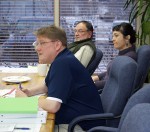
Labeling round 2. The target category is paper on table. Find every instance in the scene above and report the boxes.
[0,124,41,132]
[0,89,16,98]
[0,97,38,114]
[0,89,47,98]
[14,124,41,132]
[0,117,46,124]
[0,111,47,118]
[0,124,15,131]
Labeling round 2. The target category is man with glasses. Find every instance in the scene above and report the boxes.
[16,25,104,131]
[68,21,96,68]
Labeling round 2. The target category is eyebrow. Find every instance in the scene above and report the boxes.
[74,28,86,30]
[113,32,120,35]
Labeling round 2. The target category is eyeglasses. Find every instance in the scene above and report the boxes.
[73,29,88,34]
[33,40,56,47]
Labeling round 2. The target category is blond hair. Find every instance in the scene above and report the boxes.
[34,25,67,46]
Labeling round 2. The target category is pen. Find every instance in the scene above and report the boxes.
[19,82,23,90]
[15,127,30,130]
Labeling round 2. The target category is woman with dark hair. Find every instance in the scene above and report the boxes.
[68,20,96,67]
[92,22,137,90]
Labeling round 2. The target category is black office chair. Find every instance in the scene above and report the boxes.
[87,84,150,132]
[132,45,150,94]
[87,48,103,75]
[68,56,137,131]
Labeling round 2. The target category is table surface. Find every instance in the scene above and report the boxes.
[0,72,55,132]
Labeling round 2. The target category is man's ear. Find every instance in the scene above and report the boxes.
[55,40,62,51]
[88,31,93,38]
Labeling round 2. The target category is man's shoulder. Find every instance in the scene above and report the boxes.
[79,45,93,50]
[54,52,77,65]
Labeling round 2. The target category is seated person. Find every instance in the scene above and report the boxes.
[92,22,137,90]
[68,20,96,67]
[16,25,105,131]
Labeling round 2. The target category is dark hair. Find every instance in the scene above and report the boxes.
[113,22,136,44]
[76,21,93,32]
[34,25,67,46]
[76,20,94,38]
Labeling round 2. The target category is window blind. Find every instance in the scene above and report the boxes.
[60,0,132,73]
[0,0,132,72]
[0,0,54,67]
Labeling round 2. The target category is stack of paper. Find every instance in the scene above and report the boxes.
[0,97,47,124]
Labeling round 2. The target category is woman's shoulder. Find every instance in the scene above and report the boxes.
[126,51,137,61]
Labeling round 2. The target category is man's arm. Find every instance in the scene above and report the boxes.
[16,83,61,113]
[74,45,94,67]
[15,83,48,97]
[29,83,48,96]
[38,98,61,113]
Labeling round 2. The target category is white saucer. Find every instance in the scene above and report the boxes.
[2,76,31,83]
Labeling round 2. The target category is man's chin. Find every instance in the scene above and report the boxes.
[75,39,81,42]
[39,59,45,64]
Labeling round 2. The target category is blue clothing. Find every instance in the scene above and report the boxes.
[45,48,104,130]
[95,45,137,90]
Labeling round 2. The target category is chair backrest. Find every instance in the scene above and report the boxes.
[119,84,150,130]
[86,48,103,75]
[133,45,150,92]
[120,103,150,132]
[86,82,150,132]
[101,56,137,116]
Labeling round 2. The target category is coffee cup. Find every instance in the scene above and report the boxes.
[37,64,48,76]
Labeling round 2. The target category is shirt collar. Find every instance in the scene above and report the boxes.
[74,38,92,44]
[118,45,135,55]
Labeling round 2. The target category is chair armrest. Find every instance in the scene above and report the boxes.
[87,126,118,132]
[68,113,114,132]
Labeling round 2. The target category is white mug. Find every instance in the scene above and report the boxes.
[37,64,48,76]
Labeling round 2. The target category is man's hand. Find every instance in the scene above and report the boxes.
[15,88,28,97]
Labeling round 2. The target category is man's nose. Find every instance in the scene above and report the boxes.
[35,45,40,52]
[75,31,79,35]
